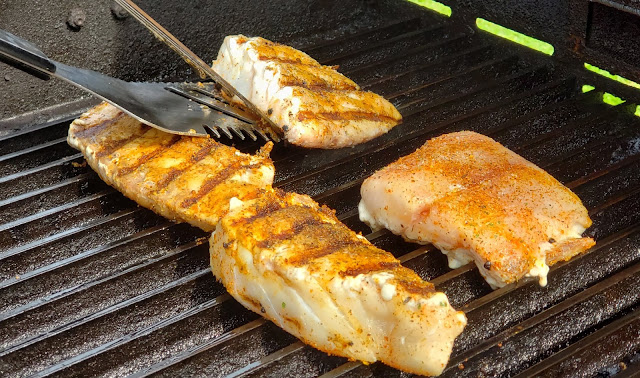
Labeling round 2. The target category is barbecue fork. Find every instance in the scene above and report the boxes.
[0,29,278,141]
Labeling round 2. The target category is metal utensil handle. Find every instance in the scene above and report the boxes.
[0,29,56,80]
[113,0,282,140]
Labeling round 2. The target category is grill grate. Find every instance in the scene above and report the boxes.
[1,12,640,377]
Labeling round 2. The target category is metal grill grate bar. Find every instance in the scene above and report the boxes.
[513,307,640,377]
[143,120,640,376]
[0,11,639,377]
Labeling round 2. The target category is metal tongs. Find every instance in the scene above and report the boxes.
[0,4,281,141]
[114,0,282,141]
[0,29,258,138]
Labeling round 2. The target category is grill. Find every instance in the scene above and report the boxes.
[1,1,640,376]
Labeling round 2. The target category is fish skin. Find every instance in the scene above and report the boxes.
[67,102,275,232]
[211,189,467,376]
[359,131,595,288]
[211,35,402,149]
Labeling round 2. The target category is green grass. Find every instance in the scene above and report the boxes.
[407,0,451,17]
[476,18,554,56]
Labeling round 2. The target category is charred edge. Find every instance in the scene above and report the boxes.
[287,239,366,266]
[179,160,264,209]
[396,276,436,296]
[296,110,399,123]
[340,260,400,278]
[257,141,274,158]
[179,161,243,208]
[192,140,221,161]
[155,142,221,190]
[318,204,339,219]
[257,55,318,67]
[116,135,182,177]
[280,80,357,92]
[240,199,286,225]
[255,215,325,249]
[73,111,126,138]
[95,124,152,158]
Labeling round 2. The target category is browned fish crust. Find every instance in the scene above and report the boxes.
[219,189,436,297]
[68,102,275,232]
[212,35,403,148]
[360,131,595,287]
[211,188,467,376]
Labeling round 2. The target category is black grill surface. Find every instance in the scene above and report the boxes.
[1,10,640,378]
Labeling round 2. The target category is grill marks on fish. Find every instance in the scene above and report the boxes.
[95,124,152,159]
[74,111,125,137]
[255,215,323,249]
[340,260,401,278]
[211,189,467,376]
[276,62,359,92]
[67,103,275,232]
[179,159,269,209]
[141,138,223,192]
[296,110,400,123]
[211,35,402,148]
[286,237,366,267]
[258,56,317,66]
[116,135,182,177]
[227,194,407,278]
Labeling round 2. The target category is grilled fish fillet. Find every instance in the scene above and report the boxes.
[211,189,467,376]
[359,131,595,289]
[67,102,275,232]
[211,35,402,149]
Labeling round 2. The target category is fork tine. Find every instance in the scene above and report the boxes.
[202,108,247,129]
[165,83,278,142]
[166,84,256,124]
[219,126,234,139]
[205,125,222,139]
[230,127,246,140]
[243,127,258,141]
[256,129,270,142]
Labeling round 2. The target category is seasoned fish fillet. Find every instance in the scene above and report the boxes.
[211,35,402,149]
[67,102,275,232]
[211,189,467,376]
[359,131,595,289]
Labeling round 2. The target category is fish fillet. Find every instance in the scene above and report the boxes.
[211,189,467,376]
[211,35,402,149]
[359,131,595,289]
[67,102,275,232]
